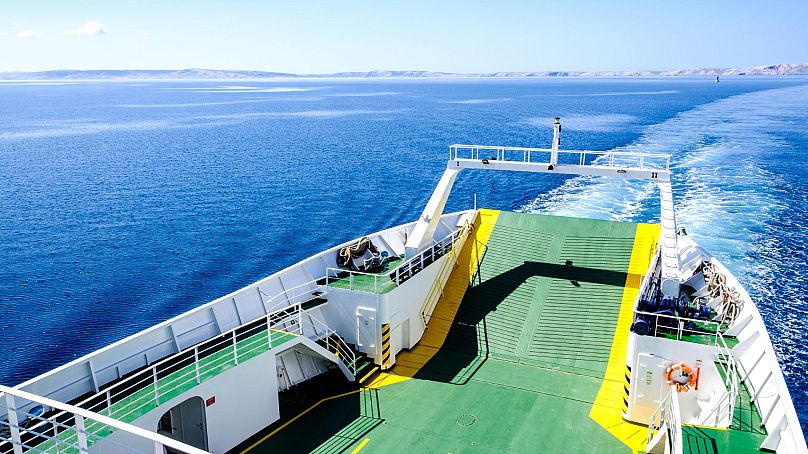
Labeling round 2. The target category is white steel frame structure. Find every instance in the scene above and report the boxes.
[404,118,681,296]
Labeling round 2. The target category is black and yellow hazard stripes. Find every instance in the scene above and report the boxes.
[381,323,391,368]
[623,364,631,414]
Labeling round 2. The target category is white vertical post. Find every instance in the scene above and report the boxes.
[753,371,773,403]
[194,347,201,384]
[74,414,89,453]
[761,394,781,426]
[267,316,273,349]
[232,331,239,366]
[154,440,164,454]
[4,393,23,454]
[152,368,160,406]
[550,116,561,168]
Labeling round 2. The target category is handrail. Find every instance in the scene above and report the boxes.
[0,385,208,454]
[450,144,671,171]
[265,282,328,313]
[9,303,351,453]
[263,279,327,312]
[306,312,358,376]
[325,223,469,294]
[393,225,467,279]
[646,387,683,454]
[324,267,387,294]
[421,220,472,325]
[703,330,738,427]
[633,309,724,343]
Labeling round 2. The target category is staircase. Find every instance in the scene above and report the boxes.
[647,387,683,454]
[348,347,379,384]
[695,337,738,428]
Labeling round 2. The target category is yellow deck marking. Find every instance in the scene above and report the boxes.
[367,209,501,389]
[350,438,370,453]
[240,389,362,453]
[589,223,660,453]
[359,366,380,384]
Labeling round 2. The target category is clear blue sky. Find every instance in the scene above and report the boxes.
[1,0,807,72]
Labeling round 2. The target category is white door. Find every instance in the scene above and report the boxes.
[631,353,669,422]
[356,306,377,353]
[157,397,208,453]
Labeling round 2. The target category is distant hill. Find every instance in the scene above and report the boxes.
[1,64,807,80]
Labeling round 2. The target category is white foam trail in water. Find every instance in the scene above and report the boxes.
[522,85,808,267]
[520,84,808,402]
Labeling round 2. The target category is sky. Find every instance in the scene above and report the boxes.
[1,0,807,73]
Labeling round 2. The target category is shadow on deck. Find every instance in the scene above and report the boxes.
[412,260,629,384]
[230,370,381,454]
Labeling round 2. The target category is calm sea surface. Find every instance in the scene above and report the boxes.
[1,78,807,435]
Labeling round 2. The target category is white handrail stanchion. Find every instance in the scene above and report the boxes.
[4,393,23,454]
[74,414,89,453]
[194,347,201,384]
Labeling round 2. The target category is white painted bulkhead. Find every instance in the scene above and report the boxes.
[12,211,472,406]
[679,236,806,453]
[625,234,807,453]
[99,350,280,454]
[625,334,729,426]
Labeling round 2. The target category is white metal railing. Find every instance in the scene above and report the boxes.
[450,144,671,171]
[324,267,394,294]
[646,387,683,454]
[3,303,351,453]
[0,385,208,454]
[700,330,739,427]
[305,311,358,375]
[326,224,469,294]
[263,281,328,314]
[421,220,473,325]
[633,310,724,344]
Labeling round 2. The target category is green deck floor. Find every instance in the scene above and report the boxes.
[247,211,769,454]
[251,212,645,453]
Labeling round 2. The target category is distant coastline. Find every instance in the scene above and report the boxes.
[1,63,807,80]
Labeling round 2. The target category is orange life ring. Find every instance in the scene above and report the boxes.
[664,362,696,392]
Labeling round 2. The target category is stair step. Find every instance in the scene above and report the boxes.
[359,365,380,384]
[354,358,373,375]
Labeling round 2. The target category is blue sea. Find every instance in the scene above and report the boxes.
[1,78,807,435]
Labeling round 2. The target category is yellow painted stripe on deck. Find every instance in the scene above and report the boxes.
[367,209,501,388]
[589,223,660,453]
[359,366,380,384]
[351,438,370,453]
